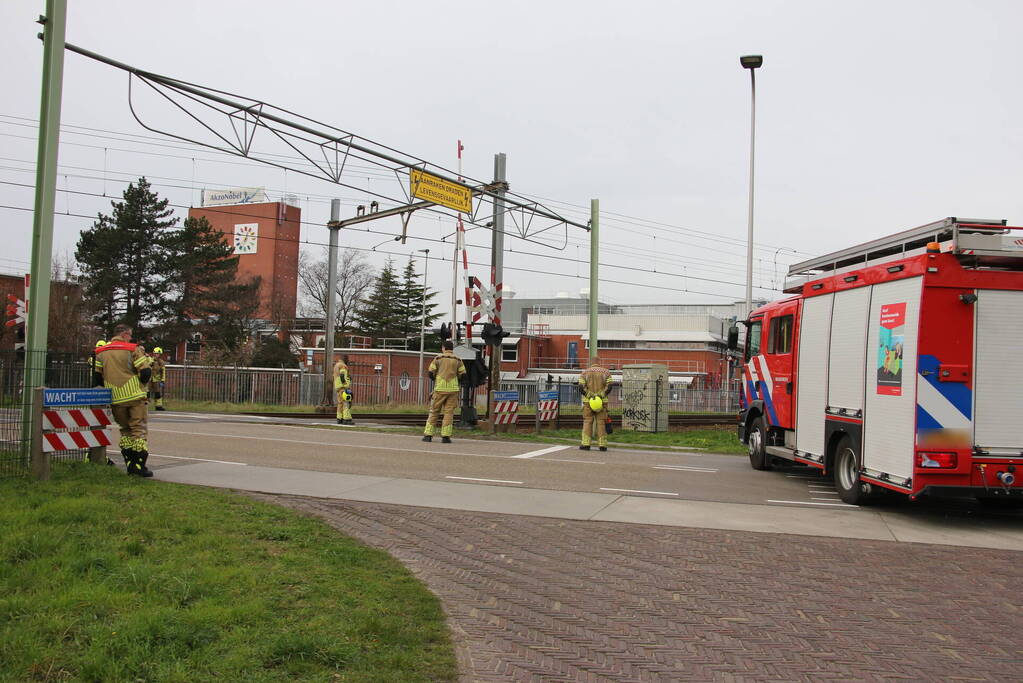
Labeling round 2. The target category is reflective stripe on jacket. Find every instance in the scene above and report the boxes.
[429,352,465,393]
[332,361,351,390]
[96,341,151,405]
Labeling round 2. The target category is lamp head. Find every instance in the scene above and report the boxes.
[740,55,763,69]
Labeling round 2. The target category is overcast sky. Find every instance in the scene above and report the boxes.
[4,0,1022,309]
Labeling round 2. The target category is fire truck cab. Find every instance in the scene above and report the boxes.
[735,218,1023,505]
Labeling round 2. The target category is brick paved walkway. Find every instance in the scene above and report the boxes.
[257,494,1023,682]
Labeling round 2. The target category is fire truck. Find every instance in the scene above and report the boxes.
[734,217,1023,505]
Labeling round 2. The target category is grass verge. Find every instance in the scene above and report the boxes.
[0,463,456,682]
[317,423,747,455]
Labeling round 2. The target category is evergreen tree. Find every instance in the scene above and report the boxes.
[160,215,261,351]
[74,178,176,336]
[355,259,404,341]
[396,257,444,350]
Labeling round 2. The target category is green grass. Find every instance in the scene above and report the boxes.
[321,423,747,455]
[0,464,456,683]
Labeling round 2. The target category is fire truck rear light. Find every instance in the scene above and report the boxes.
[843,275,858,283]
[917,451,957,468]
[887,265,904,273]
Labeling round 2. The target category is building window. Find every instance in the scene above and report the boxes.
[502,346,518,362]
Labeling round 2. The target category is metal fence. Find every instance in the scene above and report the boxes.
[162,364,738,413]
[0,351,92,478]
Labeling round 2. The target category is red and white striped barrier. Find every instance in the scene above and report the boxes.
[41,407,114,453]
[43,428,113,453]
[492,402,519,425]
[43,408,112,431]
[537,399,559,422]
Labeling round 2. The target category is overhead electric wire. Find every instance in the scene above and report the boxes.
[0,201,761,301]
[0,113,809,257]
[0,164,788,285]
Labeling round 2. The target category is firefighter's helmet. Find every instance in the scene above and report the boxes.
[95,340,107,348]
[342,389,353,402]
[153,347,163,354]
[588,395,604,412]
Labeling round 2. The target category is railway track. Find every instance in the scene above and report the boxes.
[242,411,735,429]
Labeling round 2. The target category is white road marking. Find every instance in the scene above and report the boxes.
[445,476,523,485]
[811,496,844,501]
[767,499,858,508]
[150,428,532,460]
[653,465,719,473]
[512,445,569,459]
[600,487,679,496]
[149,453,247,465]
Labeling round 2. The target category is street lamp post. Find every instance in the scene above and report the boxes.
[416,248,430,403]
[740,54,763,317]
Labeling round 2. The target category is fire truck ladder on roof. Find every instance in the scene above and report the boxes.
[784,217,1022,292]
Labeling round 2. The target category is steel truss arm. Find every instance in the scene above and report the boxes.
[63,42,589,238]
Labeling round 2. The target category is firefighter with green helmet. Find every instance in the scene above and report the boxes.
[578,363,612,451]
[422,340,466,443]
[95,323,154,477]
[150,346,167,411]
[333,355,353,425]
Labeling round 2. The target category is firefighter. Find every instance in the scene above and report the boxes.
[89,340,106,387]
[423,340,466,443]
[149,347,167,411]
[333,355,354,425]
[578,363,612,451]
[95,323,154,477]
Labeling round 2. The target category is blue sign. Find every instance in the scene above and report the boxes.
[43,388,112,407]
[538,390,559,402]
[493,391,520,402]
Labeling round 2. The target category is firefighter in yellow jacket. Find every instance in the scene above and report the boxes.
[149,347,167,411]
[422,340,466,443]
[95,323,154,477]
[333,355,354,425]
[578,363,612,451]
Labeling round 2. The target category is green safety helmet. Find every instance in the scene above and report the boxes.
[153,347,163,354]
[95,340,107,348]
[342,389,353,402]
[588,395,604,412]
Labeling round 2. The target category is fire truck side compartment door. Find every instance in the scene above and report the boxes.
[795,294,833,457]
[828,287,872,413]
[974,289,1023,450]
[863,277,922,481]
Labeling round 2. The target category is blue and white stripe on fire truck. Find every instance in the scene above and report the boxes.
[744,355,779,425]
[916,354,972,432]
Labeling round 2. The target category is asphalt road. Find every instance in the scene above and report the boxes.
[148,412,1022,520]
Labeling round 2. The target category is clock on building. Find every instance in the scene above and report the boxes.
[233,223,258,254]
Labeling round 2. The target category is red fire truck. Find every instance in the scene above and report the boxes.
[734,217,1023,505]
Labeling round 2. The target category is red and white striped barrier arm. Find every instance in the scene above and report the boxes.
[43,408,112,430]
[43,428,113,453]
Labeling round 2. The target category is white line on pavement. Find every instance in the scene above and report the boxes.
[811,496,844,501]
[150,428,524,460]
[445,476,524,485]
[149,453,247,466]
[767,499,858,508]
[653,465,719,473]
[512,445,569,459]
[600,487,679,496]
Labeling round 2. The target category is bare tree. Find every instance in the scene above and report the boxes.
[297,249,375,342]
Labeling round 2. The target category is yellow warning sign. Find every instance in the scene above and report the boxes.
[409,168,473,214]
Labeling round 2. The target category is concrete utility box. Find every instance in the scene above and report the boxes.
[621,364,668,432]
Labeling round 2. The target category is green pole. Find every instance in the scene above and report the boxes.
[23,0,67,449]
[589,199,599,366]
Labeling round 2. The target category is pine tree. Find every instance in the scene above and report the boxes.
[160,215,261,352]
[355,259,404,342]
[75,178,176,336]
[396,257,444,350]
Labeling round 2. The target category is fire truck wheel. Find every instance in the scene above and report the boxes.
[747,415,771,471]
[834,436,868,505]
